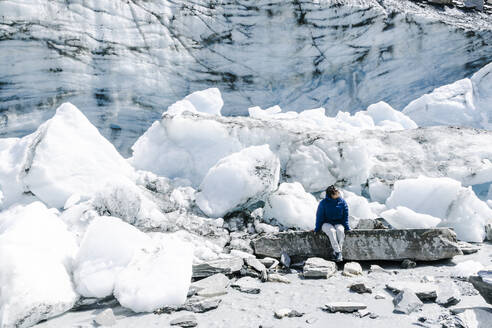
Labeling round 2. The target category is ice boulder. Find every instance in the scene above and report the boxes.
[167,88,223,116]
[114,235,193,312]
[0,202,78,328]
[73,216,151,298]
[264,182,318,230]
[381,206,441,229]
[285,144,337,193]
[130,114,242,186]
[22,103,135,208]
[196,145,280,218]
[343,190,380,221]
[365,101,417,130]
[386,176,492,242]
[403,62,492,129]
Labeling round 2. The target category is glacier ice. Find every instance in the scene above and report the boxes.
[380,206,441,229]
[386,176,492,242]
[196,145,280,218]
[403,62,492,129]
[73,216,152,298]
[1,1,492,154]
[0,202,78,328]
[16,103,135,209]
[131,101,492,194]
[263,182,318,230]
[114,235,193,312]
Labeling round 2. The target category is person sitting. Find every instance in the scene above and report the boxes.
[313,185,350,262]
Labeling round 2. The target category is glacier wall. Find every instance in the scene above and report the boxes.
[1,0,492,154]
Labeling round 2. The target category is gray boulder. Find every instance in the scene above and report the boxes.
[170,315,198,328]
[469,272,492,305]
[231,277,261,294]
[191,273,229,292]
[274,308,304,319]
[485,223,492,241]
[155,297,222,314]
[183,297,222,313]
[252,229,462,262]
[400,259,416,269]
[349,283,372,294]
[386,282,437,302]
[324,302,367,313]
[436,282,461,307]
[303,258,337,279]
[267,273,291,284]
[343,262,363,277]
[393,289,423,314]
[457,241,481,255]
[192,257,243,278]
[244,257,267,273]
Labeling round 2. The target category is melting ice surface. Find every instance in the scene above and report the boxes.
[1,62,492,327]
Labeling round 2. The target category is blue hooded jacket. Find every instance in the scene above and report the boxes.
[314,197,350,232]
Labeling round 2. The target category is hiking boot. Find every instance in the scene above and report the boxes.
[335,252,343,263]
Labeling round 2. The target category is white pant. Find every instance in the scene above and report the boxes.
[322,223,345,253]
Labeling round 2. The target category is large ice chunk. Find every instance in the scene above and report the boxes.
[0,202,78,328]
[196,145,280,218]
[365,101,418,130]
[22,103,135,208]
[381,206,441,229]
[167,88,223,116]
[264,182,318,230]
[131,103,492,194]
[403,62,492,129]
[0,136,37,209]
[130,115,242,186]
[386,176,492,242]
[73,216,151,298]
[114,235,193,312]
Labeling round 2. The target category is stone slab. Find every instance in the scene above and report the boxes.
[252,229,462,262]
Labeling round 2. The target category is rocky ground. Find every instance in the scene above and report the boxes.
[36,242,492,328]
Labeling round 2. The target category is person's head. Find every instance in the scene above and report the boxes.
[326,185,340,199]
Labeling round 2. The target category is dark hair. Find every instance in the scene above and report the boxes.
[326,185,338,196]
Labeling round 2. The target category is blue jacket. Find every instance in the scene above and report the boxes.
[314,197,350,232]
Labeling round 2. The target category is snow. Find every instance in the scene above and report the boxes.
[380,206,441,229]
[22,103,136,209]
[114,236,193,312]
[0,202,78,328]
[73,216,151,298]
[196,145,280,218]
[403,62,492,130]
[386,176,492,242]
[263,182,318,230]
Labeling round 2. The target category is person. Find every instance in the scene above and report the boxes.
[314,185,350,262]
